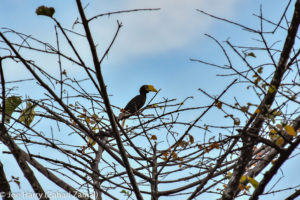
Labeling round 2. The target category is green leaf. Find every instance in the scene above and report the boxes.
[4,96,22,123]
[36,6,55,17]
[19,102,37,127]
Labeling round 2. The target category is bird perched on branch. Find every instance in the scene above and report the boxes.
[118,85,158,127]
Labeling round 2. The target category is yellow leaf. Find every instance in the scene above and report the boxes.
[276,137,284,146]
[18,102,37,127]
[87,136,96,147]
[270,129,277,134]
[255,109,260,114]
[78,114,85,118]
[226,172,232,179]
[240,175,247,183]
[272,111,282,116]
[284,125,296,136]
[85,117,91,124]
[4,96,22,123]
[247,176,259,189]
[268,85,276,93]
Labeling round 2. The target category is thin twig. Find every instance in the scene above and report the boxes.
[88,8,160,22]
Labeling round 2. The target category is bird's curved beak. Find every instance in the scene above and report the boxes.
[147,85,158,93]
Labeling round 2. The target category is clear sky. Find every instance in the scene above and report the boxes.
[0,0,298,199]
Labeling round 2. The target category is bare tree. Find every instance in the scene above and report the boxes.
[0,0,299,200]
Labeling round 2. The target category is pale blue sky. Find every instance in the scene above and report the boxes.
[0,0,291,107]
[0,0,299,199]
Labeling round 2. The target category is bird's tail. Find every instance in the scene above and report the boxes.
[118,112,126,128]
[117,112,125,121]
[121,119,126,128]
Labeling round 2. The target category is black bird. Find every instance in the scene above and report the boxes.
[119,85,158,126]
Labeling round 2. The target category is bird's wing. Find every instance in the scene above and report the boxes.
[124,95,146,113]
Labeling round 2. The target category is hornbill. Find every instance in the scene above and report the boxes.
[118,85,158,127]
